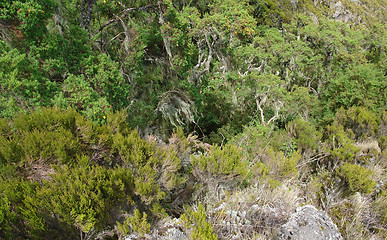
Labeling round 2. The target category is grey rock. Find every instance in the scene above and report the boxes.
[291,0,298,9]
[124,218,187,240]
[159,228,187,240]
[240,211,247,218]
[124,233,151,240]
[278,205,343,240]
[124,227,186,240]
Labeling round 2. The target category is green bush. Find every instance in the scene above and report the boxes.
[326,124,360,163]
[323,63,386,113]
[0,194,12,239]
[181,204,218,240]
[55,74,111,123]
[191,144,248,183]
[0,42,57,118]
[1,108,80,166]
[337,162,376,194]
[82,53,131,110]
[0,135,23,166]
[0,171,44,239]
[263,147,300,180]
[230,123,272,159]
[287,118,322,153]
[0,108,189,238]
[117,209,151,237]
[113,130,185,205]
[334,107,379,140]
[39,164,134,233]
[0,0,57,41]
[12,107,77,132]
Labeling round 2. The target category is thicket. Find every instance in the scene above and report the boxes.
[0,0,386,239]
[0,108,186,239]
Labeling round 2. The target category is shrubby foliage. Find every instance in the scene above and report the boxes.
[0,109,185,239]
[0,0,386,239]
[117,209,151,236]
[39,164,134,233]
[337,162,376,194]
[181,204,218,240]
[191,144,247,183]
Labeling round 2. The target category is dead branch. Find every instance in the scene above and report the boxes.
[95,5,156,34]
[267,100,283,125]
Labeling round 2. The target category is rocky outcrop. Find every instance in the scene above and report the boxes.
[278,205,342,240]
[158,228,187,240]
[124,218,187,240]
[124,228,186,240]
[331,1,359,23]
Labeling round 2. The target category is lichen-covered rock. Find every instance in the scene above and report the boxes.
[124,218,187,240]
[158,228,187,240]
[332,1,354,23]
[278,205,343,240]
[124,228,187,240]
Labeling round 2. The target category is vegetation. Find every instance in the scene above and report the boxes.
[0,0,386,239]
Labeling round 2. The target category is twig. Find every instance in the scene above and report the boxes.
[95,5,156,34]
[296,153,329,168]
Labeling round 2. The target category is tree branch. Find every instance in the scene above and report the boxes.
[191,33,215,85]
[95,5,156,34]
[158,4,173,65]
[116,16,131,54]
[267,100,283,125]
[255,94,267,126]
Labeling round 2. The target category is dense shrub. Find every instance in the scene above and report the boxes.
[325,123,360,164]
[0,0,57,41]
[0,0,386,238]
[0,108,186,238]
[39,164,134,233]
[0,108,80,167]
[117,209,151,237]
[263,147,300,180]
[334,107,379,140]
[191,144,248,184]
[113,130,185,205]
[287,118,322,153]
[181,204,218,240]
[337,162,376,194]
[0,171,44,239]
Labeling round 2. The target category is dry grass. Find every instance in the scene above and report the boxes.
[329,192,386,240]
[354,139,381,154]
[0,23,11,43]
[369,161,386,184]
[208,180,301,239]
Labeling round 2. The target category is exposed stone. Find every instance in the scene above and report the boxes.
[278,205,343,240]
[158,228,187,240]
[309,12,319,25]
[291,0,299,9]
[124,233,151,240]
[124,218,187,240]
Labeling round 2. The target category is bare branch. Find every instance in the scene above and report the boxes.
[158,5,173,64]
[116,16,131,54]
[238,59,265,77]
[255,94,267,126]
[267,100,283,125]
[95,5,156,34]
[191,33,216,85]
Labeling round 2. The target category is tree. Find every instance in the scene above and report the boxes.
[247,73,286,126]
[323,63,386,114]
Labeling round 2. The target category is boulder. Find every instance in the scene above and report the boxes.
[278,205,342,240]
